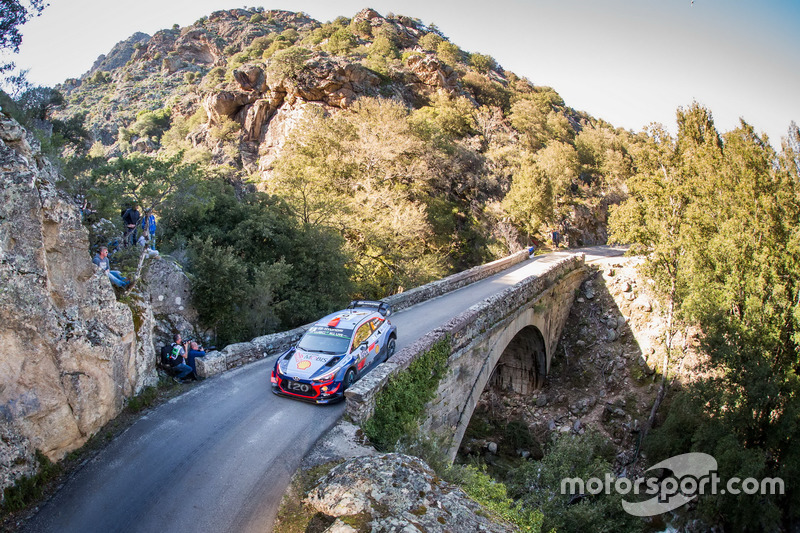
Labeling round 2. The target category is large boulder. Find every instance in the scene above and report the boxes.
[0,115,149,496]
[306,453,512,532]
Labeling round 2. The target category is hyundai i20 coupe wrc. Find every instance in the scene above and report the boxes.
[271,300,397,404]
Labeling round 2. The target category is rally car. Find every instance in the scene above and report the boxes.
[271,300,397,404]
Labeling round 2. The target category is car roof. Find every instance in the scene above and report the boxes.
[315,308,381,331]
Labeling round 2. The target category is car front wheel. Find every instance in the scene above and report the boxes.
[343,369,357,390]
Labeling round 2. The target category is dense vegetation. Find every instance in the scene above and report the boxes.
[611,105,800,531]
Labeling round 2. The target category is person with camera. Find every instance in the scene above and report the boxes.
[184,339,207,380]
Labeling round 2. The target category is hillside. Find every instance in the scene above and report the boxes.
[54,6,632,249]
[5,6,645,348]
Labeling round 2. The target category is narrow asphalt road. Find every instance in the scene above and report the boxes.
[21,246,624,533]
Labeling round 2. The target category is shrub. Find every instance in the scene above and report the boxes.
[436,41,462,66]
[325,28,357,55]
[469,52,497,74]
[266,47,311,81]
[262,38,291,59]
[445,465,544,533]
[202,66,225,89]
[363,337,450,451]
[87,70,111,85]
[506,432,643,532]
[249,13,264,24]
[418,32,442,51]
[280,28,299,43]
[2,451,63,512]
[209,116,241,142]
[462,72,511,111]
[350,19,372,38]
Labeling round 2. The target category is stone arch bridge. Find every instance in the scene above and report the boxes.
[346,254,587,459]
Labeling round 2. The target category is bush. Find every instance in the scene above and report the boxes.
[363,337,450,451]
[209,116,241,142]
[418,32,443,52]
[266,47,311,81]
[159,181,351,344]
[249,13,264,24]
[325,28,357,55]
[469,52,497,74]
[436,41,462,66]
[445,464,544,533]
[2,451,63,512]
[506,432,643,532]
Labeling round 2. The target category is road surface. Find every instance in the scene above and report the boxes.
[22,246,624,533]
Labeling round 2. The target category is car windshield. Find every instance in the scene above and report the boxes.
[298,327,352,354]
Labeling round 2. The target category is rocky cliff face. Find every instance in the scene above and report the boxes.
[0,114,163,496]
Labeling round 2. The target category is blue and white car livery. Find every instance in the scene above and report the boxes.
[271,300,397,403]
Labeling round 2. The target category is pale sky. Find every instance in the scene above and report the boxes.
[9,0,800,145]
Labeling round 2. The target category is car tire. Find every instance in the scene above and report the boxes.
[343,369,357,390]
[384,337,396,362]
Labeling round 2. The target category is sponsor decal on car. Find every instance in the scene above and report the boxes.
[297,360,311,370]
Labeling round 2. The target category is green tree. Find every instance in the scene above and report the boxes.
[501,158,553,238]
[468,52,496,74]
[612,104,800,529]
[436,40,462,66]
[418,32,442,52]
[0,0,46,77]
[510,89,573,151]
[88,153,200,289]
[160,179,351,342]
[324,28,357,55]
[508,432,643,532]
[270,97,446,297]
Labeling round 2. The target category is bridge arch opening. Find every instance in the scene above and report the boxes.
[488,325,547,394]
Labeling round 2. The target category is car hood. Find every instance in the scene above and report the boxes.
[285,349,342,379]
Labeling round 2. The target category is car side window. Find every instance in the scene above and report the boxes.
[351,323,372,351]
[370,318,384,332]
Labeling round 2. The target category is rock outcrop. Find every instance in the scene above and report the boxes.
[0,115,154,496]
[306,453,512,533]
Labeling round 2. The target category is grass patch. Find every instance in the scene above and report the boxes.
[126,384,160,413]
[443,464,543,533]
[1,451,63,513]
[362,337,450,451]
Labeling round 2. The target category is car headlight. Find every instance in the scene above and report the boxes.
[314,370,336,382]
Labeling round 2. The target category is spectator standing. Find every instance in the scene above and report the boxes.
[92,246,128,288]
[122,204,141,246]
[141,212,156,250]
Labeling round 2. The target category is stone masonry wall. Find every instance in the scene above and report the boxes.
[345,254,586,425]
[195,250,528,378]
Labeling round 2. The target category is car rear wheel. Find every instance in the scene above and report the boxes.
[343,369,356,390]
[384,337,396,362]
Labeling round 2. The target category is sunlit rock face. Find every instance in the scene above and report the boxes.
[0,114,147,496]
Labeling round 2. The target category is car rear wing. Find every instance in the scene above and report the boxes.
[348,300,393,317]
